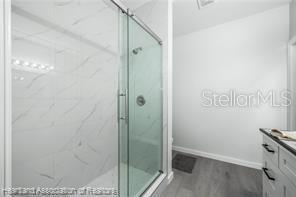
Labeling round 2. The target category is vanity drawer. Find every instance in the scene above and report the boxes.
[262,154,281,197]
[279,148,296,188]
[263,135,279,167]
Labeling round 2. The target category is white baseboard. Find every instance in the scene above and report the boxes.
[167,171,174,184]
[173,146,262,170]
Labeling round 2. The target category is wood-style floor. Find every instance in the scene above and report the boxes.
[161,151,262,197]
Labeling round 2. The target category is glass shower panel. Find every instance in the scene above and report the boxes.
[128,18,163,197]
[11,0,119,193]
[119,10,128,197]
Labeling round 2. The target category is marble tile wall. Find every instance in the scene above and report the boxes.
[11,0,119,189]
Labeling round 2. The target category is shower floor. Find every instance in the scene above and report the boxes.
[86,166,118,188]
[85,164,153,197]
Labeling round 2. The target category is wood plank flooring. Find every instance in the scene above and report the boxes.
[161,151,262,197]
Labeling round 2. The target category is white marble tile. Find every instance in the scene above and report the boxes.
[12,0,120,189]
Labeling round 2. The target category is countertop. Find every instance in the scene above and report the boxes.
[260,128,296,157]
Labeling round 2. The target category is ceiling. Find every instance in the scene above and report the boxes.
[121,0,154,10]
[174,0,291,36]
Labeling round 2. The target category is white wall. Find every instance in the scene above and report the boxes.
[173,5,289,168]
[0,1,5,194]
[290,0,296,38]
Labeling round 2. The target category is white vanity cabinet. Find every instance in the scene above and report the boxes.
[261,129,296,197]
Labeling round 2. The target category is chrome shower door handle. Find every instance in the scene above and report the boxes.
[124,89,128,124]
[117,89,120,123]
[118,89,128,124]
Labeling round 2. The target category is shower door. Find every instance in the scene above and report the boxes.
[127,17,163,197]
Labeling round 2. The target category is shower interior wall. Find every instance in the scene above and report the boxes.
[11,0,119,188]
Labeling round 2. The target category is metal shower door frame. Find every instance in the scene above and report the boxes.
[115,0,167,196]
[0,0,12,196]
[110,0,162,45]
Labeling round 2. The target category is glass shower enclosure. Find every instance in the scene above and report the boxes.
[119,10,163,197]
[10,0,163,196]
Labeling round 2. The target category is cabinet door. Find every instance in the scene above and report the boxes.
[279,148,296,187]
[283,185,296,197]
[279,173,296,197]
